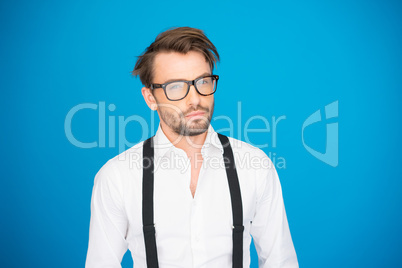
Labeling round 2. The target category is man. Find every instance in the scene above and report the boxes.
[86,27,298,267]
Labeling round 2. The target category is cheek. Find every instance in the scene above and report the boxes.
[160,105,185,119]
[203,96,214,110]
[153,90,166,103]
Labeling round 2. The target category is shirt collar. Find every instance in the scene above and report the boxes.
[153,124,224,158]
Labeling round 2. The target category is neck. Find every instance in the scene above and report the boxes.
[160,124,208,155]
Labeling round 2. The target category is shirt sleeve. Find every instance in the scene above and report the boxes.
[249,155,299,268]
[85,162,128,268]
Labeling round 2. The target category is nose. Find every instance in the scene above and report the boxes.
[185,84,201,106]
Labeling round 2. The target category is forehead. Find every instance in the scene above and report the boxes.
[153,51,211,83]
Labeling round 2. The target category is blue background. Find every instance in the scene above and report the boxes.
[1,0,401,267]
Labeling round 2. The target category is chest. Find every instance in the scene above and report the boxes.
[128,164,256,234]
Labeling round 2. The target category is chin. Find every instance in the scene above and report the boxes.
[184,123,210,136]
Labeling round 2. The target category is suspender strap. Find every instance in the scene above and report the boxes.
[142,137,159,268]
[217,133,244,268]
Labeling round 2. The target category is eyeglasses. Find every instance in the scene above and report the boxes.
[150,75,219,101]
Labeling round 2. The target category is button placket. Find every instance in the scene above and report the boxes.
[190,197,203,267]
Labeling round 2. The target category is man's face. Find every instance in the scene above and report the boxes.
[150,51,215,136]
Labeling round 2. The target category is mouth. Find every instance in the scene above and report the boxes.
[185,110,206,119]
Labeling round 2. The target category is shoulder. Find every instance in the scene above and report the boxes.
[225,135,272,165]
[93,140,146,185]
[216,135,282,207]
[225,137,278,186]
[110,140,145,166]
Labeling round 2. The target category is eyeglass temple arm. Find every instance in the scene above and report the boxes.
[150,84,163,90]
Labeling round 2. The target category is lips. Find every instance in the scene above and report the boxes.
[185,110,205,118]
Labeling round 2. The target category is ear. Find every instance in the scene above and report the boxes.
[141,87,158,111]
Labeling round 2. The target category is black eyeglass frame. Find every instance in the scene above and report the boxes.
[149,75,219,101]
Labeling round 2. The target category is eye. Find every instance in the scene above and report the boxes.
[197,77,212,85]
[167,82,185,91]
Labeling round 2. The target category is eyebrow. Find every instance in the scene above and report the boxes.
[162,72,212,84]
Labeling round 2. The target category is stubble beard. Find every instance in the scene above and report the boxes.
[159,102,214,137]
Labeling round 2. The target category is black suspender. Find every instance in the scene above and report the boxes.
[217,133,244,268]
[142,137,159,268]
[142,134,244,268]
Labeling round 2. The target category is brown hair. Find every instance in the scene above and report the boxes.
[132,27,220,88]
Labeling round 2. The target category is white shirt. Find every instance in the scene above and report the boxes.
[85,124,298,268]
